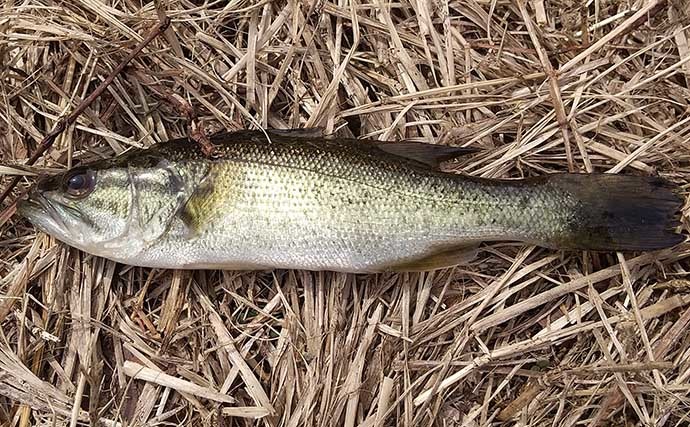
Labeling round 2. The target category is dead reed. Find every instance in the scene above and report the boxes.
[1,0,689,426]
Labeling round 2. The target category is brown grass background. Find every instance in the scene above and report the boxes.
[1,0,690,426]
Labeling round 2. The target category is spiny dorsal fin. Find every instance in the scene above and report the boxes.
[208,128,325,143]
[207,129,479,168]
[263,128,326,138]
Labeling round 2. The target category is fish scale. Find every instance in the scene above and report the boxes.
[133,137,574,271]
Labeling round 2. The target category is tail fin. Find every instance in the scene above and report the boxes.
[549,174,685,251]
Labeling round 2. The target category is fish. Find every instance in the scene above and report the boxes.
[17,129,685,273]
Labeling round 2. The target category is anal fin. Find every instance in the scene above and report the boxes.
[384,243,480,272]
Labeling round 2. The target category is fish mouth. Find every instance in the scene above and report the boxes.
[18,193,72,237]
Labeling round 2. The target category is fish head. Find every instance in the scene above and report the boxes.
[19,158,196,259]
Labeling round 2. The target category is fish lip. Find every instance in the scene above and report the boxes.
[17,194,48,219]
[17,196,41,214]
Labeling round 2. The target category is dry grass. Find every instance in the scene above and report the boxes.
[1,0,690,426]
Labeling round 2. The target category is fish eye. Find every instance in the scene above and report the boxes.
[65,170,95,198]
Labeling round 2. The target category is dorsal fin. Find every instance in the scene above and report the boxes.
[373,142,479,167]
[206,129,479,168]
[208,128,326,143]
[263,128,326,138]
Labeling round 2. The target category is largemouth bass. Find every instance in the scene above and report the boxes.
[18,130,684,272]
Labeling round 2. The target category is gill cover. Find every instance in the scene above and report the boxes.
[124,160,192,249]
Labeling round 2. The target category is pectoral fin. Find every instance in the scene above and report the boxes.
[384,243,480,272]
[179,170,217,239]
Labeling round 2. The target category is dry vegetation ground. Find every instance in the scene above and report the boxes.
[1,0,690,426]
